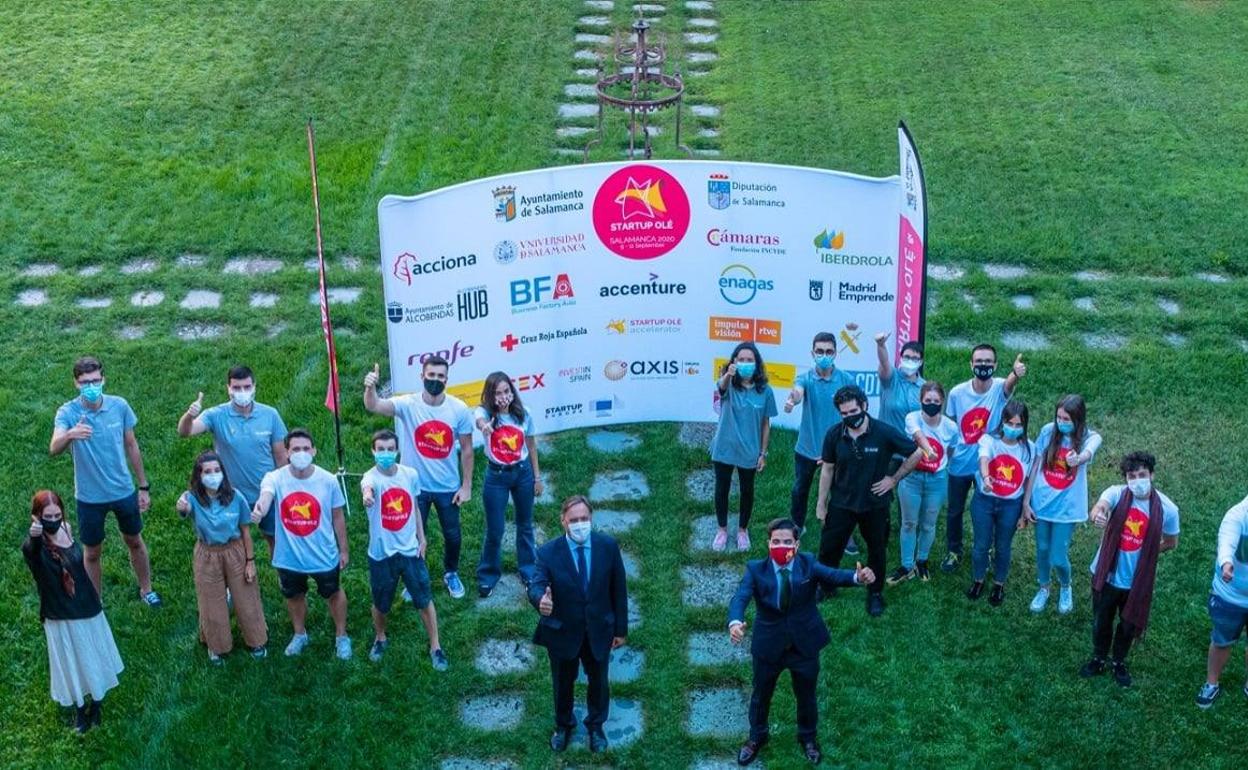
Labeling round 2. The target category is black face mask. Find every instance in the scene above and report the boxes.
[972,364,996,381]
[41,518,62,536]
[423,378,446,397]
[921,403,942,417]
[842,412,866,429]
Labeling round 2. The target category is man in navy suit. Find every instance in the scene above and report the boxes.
[729,517,875,765]
[529,495,628,753]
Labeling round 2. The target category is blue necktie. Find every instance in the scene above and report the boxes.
[577,545,589,595]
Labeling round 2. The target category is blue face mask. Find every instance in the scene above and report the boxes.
[1003,425,1025,440]
[736,362,756,379]
[1056,420,1074,435]
[79,383,104,402]
[814,355,834,371]
[374,450,398,469]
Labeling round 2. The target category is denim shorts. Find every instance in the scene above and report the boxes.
[369,552,432,613]
[1209,593,1248,647]
[75,492,142,546]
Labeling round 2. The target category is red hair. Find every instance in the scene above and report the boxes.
[30,489,75,597]
[30,489,64,520]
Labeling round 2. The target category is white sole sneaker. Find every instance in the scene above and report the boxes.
[1029,588,1050,613]
[1058,586,1074,614]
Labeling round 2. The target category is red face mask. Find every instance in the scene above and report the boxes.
[769,545,796,566]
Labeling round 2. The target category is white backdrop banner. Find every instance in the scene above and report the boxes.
[378,150,927,436]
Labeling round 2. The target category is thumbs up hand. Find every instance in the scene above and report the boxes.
[1012,354,1027,379]
[66,414,93,441]
[187,391,204,418]
[855,561,876,585]
[539,586,554,616]
[364,363,380,390]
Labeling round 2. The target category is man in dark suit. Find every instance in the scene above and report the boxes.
[729,517,875,765]
[529,494,628,753]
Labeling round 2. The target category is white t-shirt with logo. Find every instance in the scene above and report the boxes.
[945,378,1009,477]
[1089,485,1180,590]
[904,411,959,474]
[361,464,422,561]
[976,434,1036,500]
[473,407,535,466]
[393,393,472,493]
[260,465,346,573]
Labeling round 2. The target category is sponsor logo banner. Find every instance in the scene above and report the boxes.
[708,316,782,345]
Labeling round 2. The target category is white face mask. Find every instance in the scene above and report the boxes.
[230,388,255,407]
[567,520,592,544]
[289,450,313,471]
[899,359,922,375]
[1127,478,1152,498]
[202,472,224,490]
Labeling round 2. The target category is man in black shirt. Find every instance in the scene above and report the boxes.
[816,385,923,616]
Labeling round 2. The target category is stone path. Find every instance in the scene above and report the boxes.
[576,645,645,683]
[458,693,525,731]
[685,468,737,502]
[681,565,740,608]
[687,630,751,665]
[679,422,716,450]
[686,688,748,737]
[474,575,528,611]
[589,470,650,501]
[689,514,745,552]
[474,639,538,676]
[586,430,641,454]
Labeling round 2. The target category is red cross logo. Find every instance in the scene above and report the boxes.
[500,334,520,352]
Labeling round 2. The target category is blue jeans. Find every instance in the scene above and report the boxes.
[477,460,536,590]
[897,470,947,569]
[945,473,974,556]
[970,490,1023,583]
[1034,520,1076,587]
[417,490,462,574]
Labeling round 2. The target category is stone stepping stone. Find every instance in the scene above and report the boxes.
[475,574,529,611]
[688,17,718,27]
[690,104,720,118]
[579,15,610,26]
[698,127,720,138]
[621,550,640,580]
[684,32,719,44]
[634,3,667,12]
[686,69,710,78]
[1074,270,1108,282]
[571,698,643,749]
[559,103,598,119]
[306,287,362,304]
[16,289,48,307]
[475,639,537,676]
[266,323,287,339]
[687,51,718,63]
[960,291,982,313]
[686,0,714,9]
[687,630,751,666]
[250,292,279,308]
[1082,332,1127,351]
[440,760,517,770]
[502,522,548,555]
[1157,298,1180,316]
[223,257,282,275]
[687,688,748,737]
[78,265,103,276]
[181,290,221,309]
[592,510,641,534]
[575,33,611,44]
[982,264,1027,279]
[176,323,225,340]
[1165,333,1187,347]
[563,83,597,99]
[21,263,60,277]
[1195,272,1229,283]
[692,761,766,770]
[585,0,614,8]
[574,67,599,78]
[1001,332,1049,351]
[577,646,645,683]
[340,256,362,271]
[589,470,650,501]
[573,49,600,61]
[1074,296,1096,312]
[130,291,164,307]
[929,264,964,281]
[118,325,146,341]
[76,297,112,309]
[587,430,641,454]
[459,694,524,732]
[1010,294,1034,310]
[628,596,642,629]
[682,565,740,608]
[679,422,715,450]
[120,259,158,274]
[176,254,206,268]
[686,469,736,502]
[557,126,594,138]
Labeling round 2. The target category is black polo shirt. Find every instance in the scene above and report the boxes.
[820,417,917,511]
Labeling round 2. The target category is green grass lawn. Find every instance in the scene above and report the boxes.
[3,1,1248,768]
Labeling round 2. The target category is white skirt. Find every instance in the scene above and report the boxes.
[44,613,124,707]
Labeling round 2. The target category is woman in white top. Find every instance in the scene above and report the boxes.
[888,381,958,584]
[968,399,1035,606]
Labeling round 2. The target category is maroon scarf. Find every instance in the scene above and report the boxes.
[1091,489,1163,635]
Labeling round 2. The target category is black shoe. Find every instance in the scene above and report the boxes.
[885,566,916,585]
[1111,660,1133,688]
[478,585,493,599]
[550,728,573,752]
[916,560,931,582]
[738,737,767,765]
[74,705,91,734]
[966,581,984,600]
[940,552,960,573]
[867,593,885,617]
[988,584,1005,607]
[1079,657,1107,678]
[801,739,822,764]
[588,727,608,753]
[88,699,102,727]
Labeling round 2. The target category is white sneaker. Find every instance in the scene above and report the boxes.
[335,635,353,660]
[1058,585,1074,614]
[284,633,310,657]
[1029,587,1050,613]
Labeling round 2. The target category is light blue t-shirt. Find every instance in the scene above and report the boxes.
[1212,496,1248,609]
[794,368,855,460]
[1089,485,1180,590]
[711,385,779,468]
[1029,422,1102,524]
[945,378,1009,478]
[54,395,138,503]
[187,491,250,546]
[474,407,536,466]
[878,369,924,436]
[199,402,288,503]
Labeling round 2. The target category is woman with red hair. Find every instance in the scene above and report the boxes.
[21,490,124,733]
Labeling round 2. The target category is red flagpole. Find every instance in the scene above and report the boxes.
[307,119,345,471]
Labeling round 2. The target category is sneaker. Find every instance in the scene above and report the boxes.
[886,566,916,586]
[712,530,728,552]
[1029,587,1050,613]
[369,639,388,662]
[478,584,493,599]
[207,651,224,666]
[250,646,267,660]
[335,635,353,661]
[1058,585,1074,614]
[940,552,960,574]
[736,530,751,552]
[966,580,984,600]
[141,590,163,608]
[1111,660,1132,688]
[866,593,886,617]
[916,560,931,582]
[444,572,466,599]
[988,584,1005,607]
[844,539,860,557]
[431,648,450,672]
[284,633,310,657]
[1196,682,1221,709]
[1079,657,1107,677]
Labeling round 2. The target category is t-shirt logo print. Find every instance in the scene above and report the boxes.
[280,491,322,537]
[961,407,990,444]
[1043,446,1076,490]
[1119,507,1149,552]
[380,487,413,532]
[988,455,1024,496]
[490,425,525,464]
[917,440,944,473]
[415,419,454,460]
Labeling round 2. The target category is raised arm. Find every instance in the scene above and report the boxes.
[177,392,209,437]
[1003,354,1026,396]
[363,363,396,416]
[875,331,893,384]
